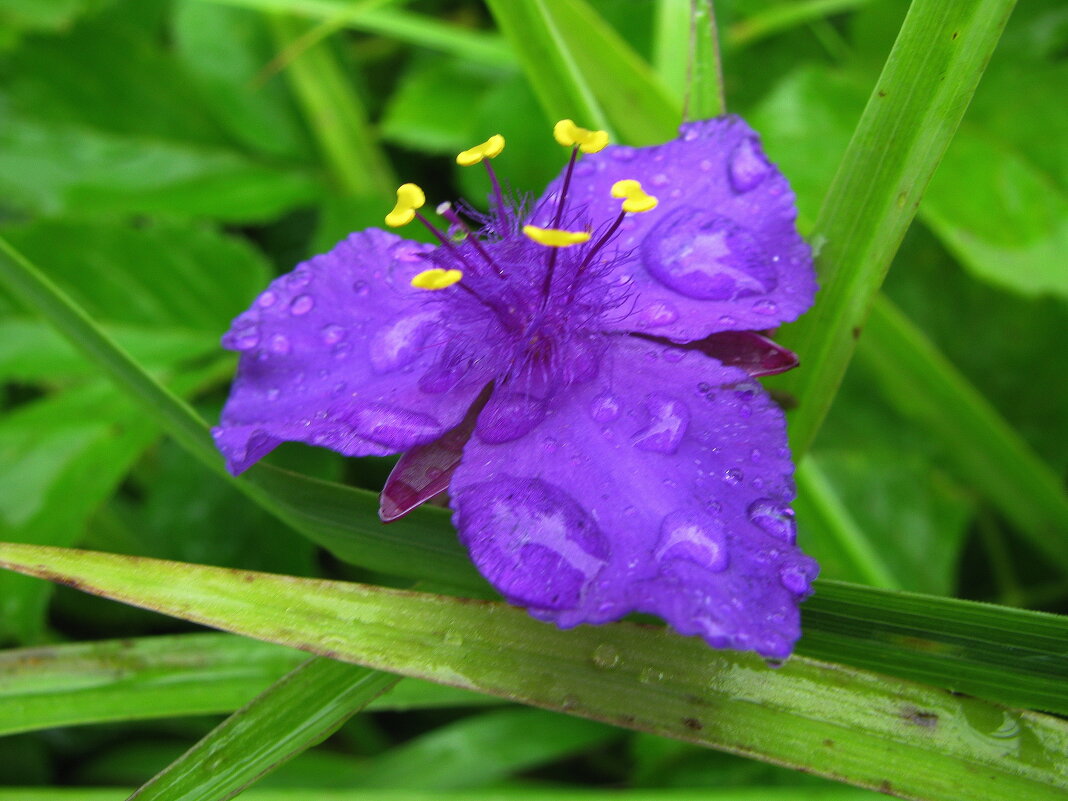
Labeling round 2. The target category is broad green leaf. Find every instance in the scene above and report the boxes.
[769,0,1017,457]
[173,0,312,160]
[0,118,319,222]
[129,658,398,801]
[484,0,611,135]
[0,633,501,737]
[380,57,508,156]
[1,543,1066,801]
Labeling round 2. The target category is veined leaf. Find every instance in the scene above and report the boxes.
[0,543,1065,801]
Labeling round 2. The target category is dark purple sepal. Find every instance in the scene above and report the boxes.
[379,390,488,522]
[688,331,799,377]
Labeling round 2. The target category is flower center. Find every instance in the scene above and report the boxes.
[381,123,660,386]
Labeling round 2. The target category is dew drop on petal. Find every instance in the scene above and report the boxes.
[357,404,443,449]
[289,294,314,315]
[728,135,772,193]
[266,387,280,401]
[369,310,436,373]
[650,172,669,186]
[723,468,744,485]
[633,394,690,454]
[747,498,797,544]
[320,324,345,344]
[257,290,277,308]
[641,208,776,300]
[779,564,811,595]
[610,147,635,161]
[268,333,291,355]
[352,280,370,296]
[656,511,729,573]
[638,300,679,327]
[477,392,548,443]
[286,270,312,289]
[752,298,778,316]
[231,327,260,351]
[589,391,621,423]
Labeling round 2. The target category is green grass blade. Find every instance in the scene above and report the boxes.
[771,0,1017,456]
[540,0,679,144]
[794,460,900,590]
[0,788,889,801]
[2,543,1066,801]
[858,295,1068,572]
[727,0,874,48]
[195,0,515,67]
[483,0,611,134]
[268,13,395,198]
[0,634,301,736]
[685,0,726,119]
[0,634,499,736]
[129,658,398,801]
[802,580,1068,715]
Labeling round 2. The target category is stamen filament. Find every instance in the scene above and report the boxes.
[541,146,580,301]
[483,160,508,232]
[439,203,505,278]
[414,212,478,275]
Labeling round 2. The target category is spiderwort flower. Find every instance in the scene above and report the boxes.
[213,116,819,660]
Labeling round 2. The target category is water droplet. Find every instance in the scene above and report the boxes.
[610,147,635,161]
[574,160,594,176]
[718,314,736,327]
[656,510,729,572]
[457,477,609,609]
[286,270,312,289]
[699,159,713,171]
[592,643,621,669]
[779,564,811,595]
[543,436,560,454]
[268,333,291,355]
[696,382,711,394]
[443,631,464,647]
[352,280,370,296]
[752,298,778,316]
[750,448,762,462]
[747,498,797,544]
[589,391,621,423]
[332,342,351,360]
[290,294,314,315]
[320,324,345,344]
[682,126,699,141]
[650,172,670,186]
[633,393,690,454]
[641,208,776,300]
[357,404,443,448]
[369,310,436,373]
[639,667,664,684]
[266,387,280,401]
[231,327,260,351]
[476,392,548,443]
[257,290,277,308]
[389,241,425,262]
[728,135,772,193]
[723,468,743,485]
[638,300,679,327]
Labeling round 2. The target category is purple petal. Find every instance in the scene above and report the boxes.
[449,336,817,659]
[213,229,495,474]
[533,116,817,342]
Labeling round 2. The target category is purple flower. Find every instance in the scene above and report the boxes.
[214,116,819,660]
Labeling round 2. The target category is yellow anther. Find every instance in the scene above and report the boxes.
[456,134,505,166]
[553,119,609,154]
[523,225,591,247]
[611,179,658,213]
[411,268,463,290]
[385,183,426,228]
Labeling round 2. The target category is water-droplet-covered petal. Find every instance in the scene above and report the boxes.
[450,336,817,659]
[532,116,816,341]
[213,229,497,473]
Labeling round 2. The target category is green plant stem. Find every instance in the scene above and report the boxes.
[771,0,1017,457]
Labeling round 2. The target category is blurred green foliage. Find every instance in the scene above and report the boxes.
[0,0,1065,798]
